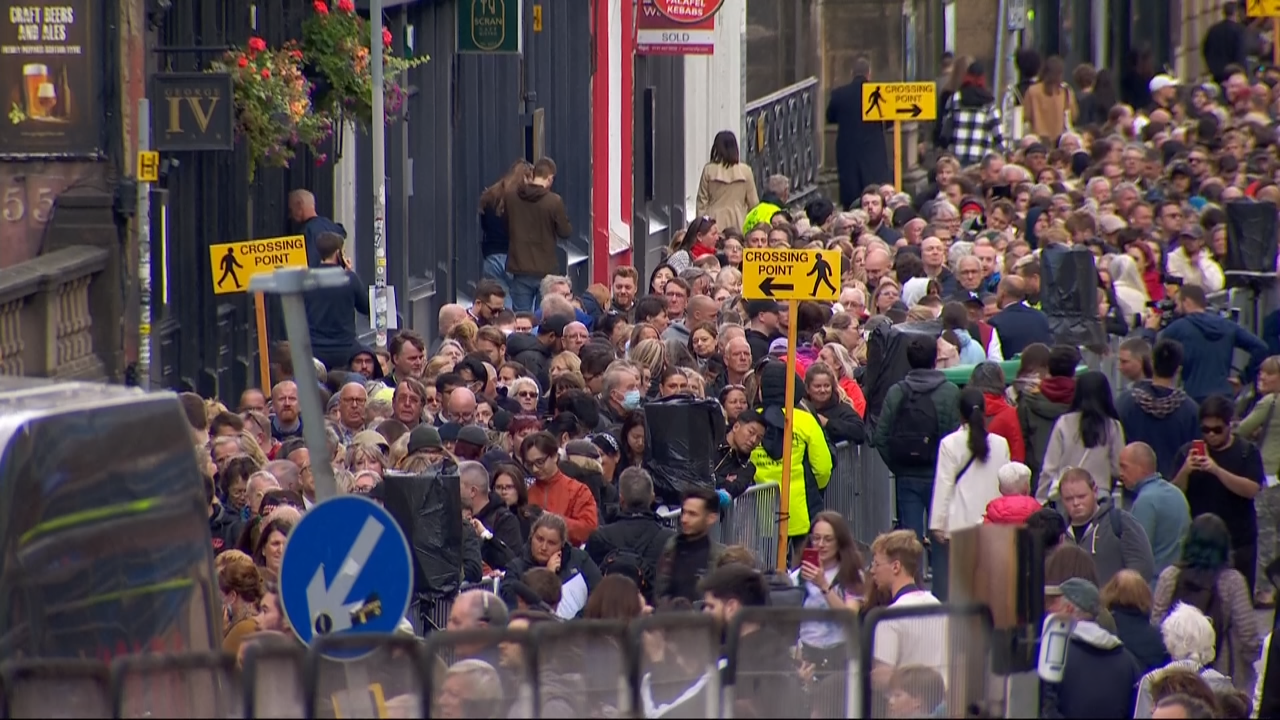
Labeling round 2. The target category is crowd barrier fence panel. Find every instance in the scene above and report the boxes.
[304,634,430,720]
[528,620,632,718]
[716,482,781,571]
[423,627,537,719]
[240,640,307,719]
[109,651,236,719]
[858,603,997,719]
[0,658,113,719]
[627,613,722,719]
[724,607,861,720]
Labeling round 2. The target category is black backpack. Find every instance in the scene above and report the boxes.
[601,547,656,600]
[886,383,941,467]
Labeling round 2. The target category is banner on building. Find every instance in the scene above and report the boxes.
[0,0,102,157]
[637,0,723,56]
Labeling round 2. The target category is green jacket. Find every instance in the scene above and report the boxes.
[1018,390,1070,481]
[873,371,962,480]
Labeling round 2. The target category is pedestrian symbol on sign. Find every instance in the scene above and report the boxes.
[867,86,885,118]
[217,247,243,290]
[807,254,837,296]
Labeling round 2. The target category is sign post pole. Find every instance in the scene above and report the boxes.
[255,293,271,391]
[776,298,799,572]
[1274,17,1279,67]
[371,0,389,353]
[892,120,903,191]
[740,247,842,572]
[136,99,154,390]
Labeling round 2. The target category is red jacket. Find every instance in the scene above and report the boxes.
[839,377,867,418]
[984,495,1043,525]
[527,471,599,546]
[983,393,1025,462]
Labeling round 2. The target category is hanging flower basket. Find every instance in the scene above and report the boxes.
[301,0,429,129]
[209,38,334,181]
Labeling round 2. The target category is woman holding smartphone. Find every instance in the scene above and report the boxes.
[791,511,864,672]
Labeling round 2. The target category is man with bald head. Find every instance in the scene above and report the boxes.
[443,387,478,426]
[432,304,467,355]
[723,336,752,386]
[1118,441,1190,574]
[562,321,589,355]
[987,275,1052,356]
[864,247,891,290]
[445,589,509,660]
[289,188,346,267]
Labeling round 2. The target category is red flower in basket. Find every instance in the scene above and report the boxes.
[336,0,355,13]
[382,27,393,47]
[247,36,267,53]
[313,1,329,14]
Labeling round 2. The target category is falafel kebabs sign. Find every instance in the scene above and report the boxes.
[0,1,101,157]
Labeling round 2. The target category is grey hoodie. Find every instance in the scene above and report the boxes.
[1133,659,1234,718]
[1065,496,1156,586]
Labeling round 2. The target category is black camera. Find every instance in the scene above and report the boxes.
[1146,297,1179,329]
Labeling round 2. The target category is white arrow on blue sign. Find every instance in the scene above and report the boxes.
[279,495,413,659]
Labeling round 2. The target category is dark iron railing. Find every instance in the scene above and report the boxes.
[743,77,820,206]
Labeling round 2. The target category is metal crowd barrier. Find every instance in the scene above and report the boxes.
[823,443,896,553]
[0,605,1005,718]
[716,482,781,571]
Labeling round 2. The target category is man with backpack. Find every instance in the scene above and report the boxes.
[584,467,673,605]
[873,335,961,543]
[1058,467,1155,586]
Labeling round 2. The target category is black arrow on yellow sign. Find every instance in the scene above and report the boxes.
[896,104,923,118]
[758,277,794,297]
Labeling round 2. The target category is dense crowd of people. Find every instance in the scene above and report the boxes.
[177,9,1280,715]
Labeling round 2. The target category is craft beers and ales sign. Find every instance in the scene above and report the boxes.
[0,0,101,156]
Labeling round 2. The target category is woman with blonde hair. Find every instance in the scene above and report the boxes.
[871,277,902,315]
[237,430,269,467]
[447,320,478,353]
[628,338,666,390]
[549,351,582,381]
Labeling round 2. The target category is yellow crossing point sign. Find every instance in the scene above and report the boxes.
[862,82,938,121]
[209,235,308,295]
[742,248,842,302]
[138,151,160,183]
[1248,0,1280,17]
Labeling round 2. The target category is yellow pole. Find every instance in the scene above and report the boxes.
[255,292,272,390]
[893,120,903,190]
[1274,17,1279,67]
[776,299,799,572]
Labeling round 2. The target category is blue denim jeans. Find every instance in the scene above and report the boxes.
[508,274,542,312]
[895,476,933,542]
[481,253,513,309]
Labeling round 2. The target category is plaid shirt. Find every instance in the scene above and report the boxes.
[941,94,1006,167]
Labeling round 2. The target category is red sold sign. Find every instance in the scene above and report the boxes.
[652,0,724,23]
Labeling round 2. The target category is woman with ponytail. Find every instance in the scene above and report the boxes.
[930,386,1011,599]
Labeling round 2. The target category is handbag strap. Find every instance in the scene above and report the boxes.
[955,455,977,485]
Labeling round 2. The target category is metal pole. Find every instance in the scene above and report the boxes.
[252,268,345,502]
[994,0,1009,100]
[137,99,152,390]
[371,0,389,351]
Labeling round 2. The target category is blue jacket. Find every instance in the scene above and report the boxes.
[1160,311,1268,403]
[1128,473,1192,576]
[1116,381,1200,481]
[987,302,1054,357]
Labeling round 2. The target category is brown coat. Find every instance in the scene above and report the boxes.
[1151,565,1262,690]
[696,162,759,233]
[1022,82,1078,142]
[504,182,572,276]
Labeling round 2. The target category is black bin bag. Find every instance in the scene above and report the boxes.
[378,468,463,599]
[642,395,726,505]
[1040,245,1104,347]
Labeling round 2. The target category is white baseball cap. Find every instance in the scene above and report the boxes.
[1149,74,1178,93]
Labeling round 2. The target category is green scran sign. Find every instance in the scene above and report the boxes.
[458,0,522,54]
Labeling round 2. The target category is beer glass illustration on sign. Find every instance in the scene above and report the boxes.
[22,64,62,121]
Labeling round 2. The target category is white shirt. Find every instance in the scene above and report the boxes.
[1165,245,1225,293]
[873,589,947,677]
[789,565,850,648]
[931,427,1010,534]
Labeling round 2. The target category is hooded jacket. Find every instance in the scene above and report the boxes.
[953,329,987,365]
[1161,311,1268,403]
[873,368,962,481]
[347,345,385,381]
[1040,621,1144,719]
[561,454,618,526]
[750,361,832,537]
[503,182,572,276]
[209,503,244,555]
[527,470,599,547]
[508,542,602,619]
[1037,411,1125,503]
[505,331,554,391]
[1134,659,1234,718]
[473,493,523,571]
[983,392,1026,462]
[940,83,1005,167]
[300,215,346,267]
[984,494,1043,525]
[1117,381,1201,481]
[803,394,866,446]
[1064,496,1156,586]
[713,444,758,498]
[1018,378,1073,482]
